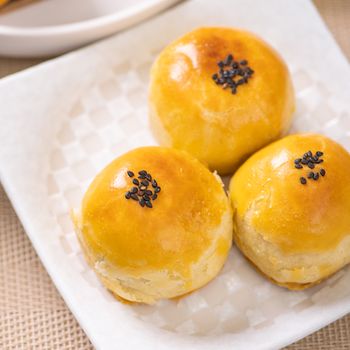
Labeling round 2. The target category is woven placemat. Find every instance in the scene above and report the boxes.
[0,185,93,350]
[0,1,349,349]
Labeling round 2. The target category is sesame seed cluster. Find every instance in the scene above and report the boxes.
[212,54,254,94]
[294,151,326,185]
[125,170,161,208]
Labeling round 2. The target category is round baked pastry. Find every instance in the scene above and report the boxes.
[229,133,350,290]
[74,146,232,304]
[149,27,295,175]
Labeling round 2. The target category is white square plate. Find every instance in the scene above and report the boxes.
[1,0,350,349]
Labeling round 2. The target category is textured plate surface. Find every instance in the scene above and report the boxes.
[0,0,350,349]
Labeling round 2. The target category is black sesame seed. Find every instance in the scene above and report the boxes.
[145,201,153,208]
[320,169,326,176]
[307,162,315,169]
[223,54,233,65]
[213,55,253,94]
[308,172,314,179]
[316,151,323,157]
[313,173,319,180]
[143,194,150,201]
[294,158,302,164]
[130,193,139,201]
[300,177,307,185]
[295,164,303,169]
[126,169,159,206]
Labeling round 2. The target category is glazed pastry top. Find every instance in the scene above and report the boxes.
[230,133,350,254]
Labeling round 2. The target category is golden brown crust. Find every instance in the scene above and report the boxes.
[75,146,233,303]
[230,133,350,288]
[149,27,295,174]
[231,133,350,254]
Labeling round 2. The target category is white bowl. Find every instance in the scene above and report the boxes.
[0,0,180,57]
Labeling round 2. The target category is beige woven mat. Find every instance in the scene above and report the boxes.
[0,0,349,349]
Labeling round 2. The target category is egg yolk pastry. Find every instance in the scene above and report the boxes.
[74,146,232,304]
[149,27,295,174]
[229,133,350,290]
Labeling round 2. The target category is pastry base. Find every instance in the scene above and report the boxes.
[242,252,329,291]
